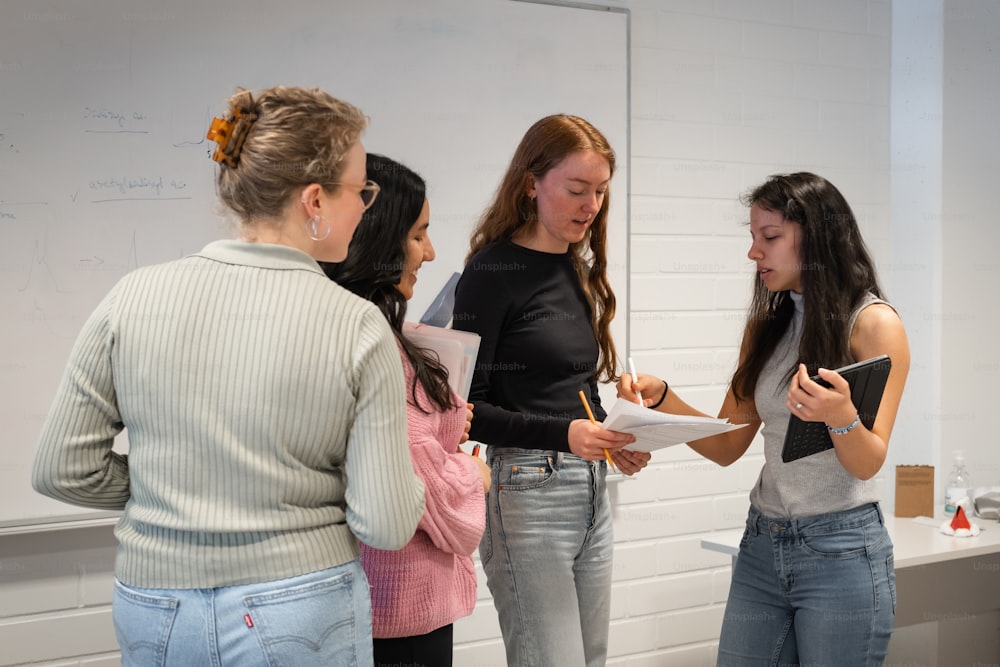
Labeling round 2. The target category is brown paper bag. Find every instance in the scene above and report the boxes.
[895,465,934,517]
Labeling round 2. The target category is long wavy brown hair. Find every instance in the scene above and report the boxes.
[467,114,620,382]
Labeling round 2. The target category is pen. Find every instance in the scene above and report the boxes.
[627,357,643,404]
[579,390,616,471]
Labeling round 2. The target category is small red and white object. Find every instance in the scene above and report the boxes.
[940,505,981,537]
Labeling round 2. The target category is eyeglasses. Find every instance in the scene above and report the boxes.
[332,179,380,210]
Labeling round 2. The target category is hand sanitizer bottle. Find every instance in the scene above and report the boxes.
[944,450,972,516]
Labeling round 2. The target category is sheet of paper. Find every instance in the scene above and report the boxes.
[602,399,746,452]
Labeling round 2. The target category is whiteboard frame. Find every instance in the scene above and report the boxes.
[0,0,630,530]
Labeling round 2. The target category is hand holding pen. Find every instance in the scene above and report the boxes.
[579,390,615,470]
[617,357,668,411]
[457,404,490,491]
[628,357,643,404]
[574,390,636,471]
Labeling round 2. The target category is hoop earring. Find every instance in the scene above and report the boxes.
[306,216,331,241]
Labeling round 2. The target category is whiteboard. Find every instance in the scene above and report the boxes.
[0,0,629,527]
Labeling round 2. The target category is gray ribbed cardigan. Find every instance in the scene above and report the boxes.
[33,240,425,588]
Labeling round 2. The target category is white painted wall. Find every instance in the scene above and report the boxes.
[887,0,943,511]
[939,0,1000,509]
[3,1,998,665]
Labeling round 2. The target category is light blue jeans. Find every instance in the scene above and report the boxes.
[480,448,613,667]
[718,503,895,667]
[112,560,374,666]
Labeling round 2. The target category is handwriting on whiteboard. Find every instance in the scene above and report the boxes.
[88,176,190,202]
[83,107,149,133]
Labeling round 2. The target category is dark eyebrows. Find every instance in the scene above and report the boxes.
[750,223,782,237]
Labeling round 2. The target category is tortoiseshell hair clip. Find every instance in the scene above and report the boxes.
[206,106,255,168]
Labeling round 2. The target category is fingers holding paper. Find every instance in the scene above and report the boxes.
[568,419,635,461]
[611,448,651,476]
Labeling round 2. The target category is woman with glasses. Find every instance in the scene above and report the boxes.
[324,153,491,667]
[451,114,651,667]
[32,86,425,666]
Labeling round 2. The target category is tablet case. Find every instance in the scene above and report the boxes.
[419,272,461,328]
[781,354,892,463]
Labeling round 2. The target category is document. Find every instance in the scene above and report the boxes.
[401,322,480,401]
[601,399,746,452]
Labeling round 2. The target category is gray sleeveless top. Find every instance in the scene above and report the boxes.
[748,291,890,519]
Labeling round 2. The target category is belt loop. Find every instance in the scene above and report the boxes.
[748,507,760,537]
[874,502,885,525]
[553,451,564,470]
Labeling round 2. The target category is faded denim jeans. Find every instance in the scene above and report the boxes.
[718,503,895,666]
[113,560,374,666]
[480,448,613,667]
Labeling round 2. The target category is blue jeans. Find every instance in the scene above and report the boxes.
[480,448,613,667]
[112,560,374,666]
[718,503,896,667]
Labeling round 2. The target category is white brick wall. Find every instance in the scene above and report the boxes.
[0,525,120,666]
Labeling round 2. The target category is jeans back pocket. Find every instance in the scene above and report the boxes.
[243,570,364,666]
[112,580,179,667]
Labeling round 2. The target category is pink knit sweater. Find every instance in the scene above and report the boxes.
[360,349,486,638]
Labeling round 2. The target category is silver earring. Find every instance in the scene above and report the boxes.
[306,215,331,241]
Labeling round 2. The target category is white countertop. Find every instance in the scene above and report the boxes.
[700,513,1000,569]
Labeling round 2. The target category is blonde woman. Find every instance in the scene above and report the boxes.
[33,87,425,666]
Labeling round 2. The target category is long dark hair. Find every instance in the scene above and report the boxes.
[322,154,455,412]
[732,172,883,402]
[467,114,620,383]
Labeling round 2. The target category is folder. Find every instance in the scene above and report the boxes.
[401,321,480,401]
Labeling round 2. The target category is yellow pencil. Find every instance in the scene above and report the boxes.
[578,390,616,471]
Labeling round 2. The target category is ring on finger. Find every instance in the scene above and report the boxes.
[794,402,804,409]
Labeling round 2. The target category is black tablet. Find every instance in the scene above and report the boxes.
[781,354,892,463]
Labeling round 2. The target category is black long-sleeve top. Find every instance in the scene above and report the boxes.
[452,240,605,453]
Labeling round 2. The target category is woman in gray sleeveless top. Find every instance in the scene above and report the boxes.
[619,172,909,666]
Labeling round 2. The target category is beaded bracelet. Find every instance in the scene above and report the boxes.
[827,414,860,435]
[649,380,669,409]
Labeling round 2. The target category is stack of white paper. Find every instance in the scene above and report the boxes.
[602,399,746,452]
